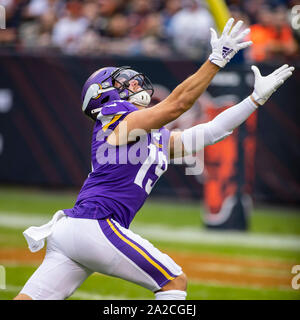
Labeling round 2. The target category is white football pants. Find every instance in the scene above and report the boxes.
[20,213,182,300]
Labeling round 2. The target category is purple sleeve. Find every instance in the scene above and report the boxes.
[101,101,138,115]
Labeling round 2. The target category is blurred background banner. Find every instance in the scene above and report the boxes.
[0,53,299,207]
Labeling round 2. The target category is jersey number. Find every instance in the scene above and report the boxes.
[134,144,168,194]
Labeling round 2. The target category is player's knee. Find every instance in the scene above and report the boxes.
[13,293,33,300]
[175,272,188,291]
[161,272,187,291]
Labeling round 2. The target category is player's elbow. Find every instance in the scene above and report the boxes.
[168,102,189,120]
[177,94,194,112]
[167,96,193,119]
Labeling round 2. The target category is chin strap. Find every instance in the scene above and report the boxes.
[128,91,151,107]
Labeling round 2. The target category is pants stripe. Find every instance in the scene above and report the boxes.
[98,218,176,287]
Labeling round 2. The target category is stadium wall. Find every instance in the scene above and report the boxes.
[0,53,299,206]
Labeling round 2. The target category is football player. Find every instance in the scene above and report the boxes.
[15,18,293,300]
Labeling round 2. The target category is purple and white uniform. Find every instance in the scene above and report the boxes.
[64,100,170,229]
[20,100,182,299]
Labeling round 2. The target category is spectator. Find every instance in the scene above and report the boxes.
[241,0,265,24]
[19,11,56,49]
[24,0,64,19]
[267,6,298,62]
[249,6,277,62]
[0,0,29,46]
[106,13,129,38]
[102,13,135,55]
[0,0,298,61]
[36,10,57,48]
[249,5,298,62]
[52,1,89,54]
[161,0,182,38]
[98,0,123,17]
[127,0,154,40]
[127,8,171,57]
[138,13,172,57]
[95,0,124,36]
[82,1,101,26]
[168,0,214,59]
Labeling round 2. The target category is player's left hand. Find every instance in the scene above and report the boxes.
[251,64,295,105]
[209,18,252,68]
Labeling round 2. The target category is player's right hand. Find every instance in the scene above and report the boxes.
[209,18,252,68]
[251,64,295,105]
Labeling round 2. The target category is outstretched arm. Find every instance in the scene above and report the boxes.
[109,18,252,145]
[170,64,294,158]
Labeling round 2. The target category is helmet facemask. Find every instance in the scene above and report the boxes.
[112,67,154,107]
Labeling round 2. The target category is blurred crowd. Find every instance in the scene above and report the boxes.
[0,0,299,63]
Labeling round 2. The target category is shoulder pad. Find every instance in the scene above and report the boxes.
[96,100,137,133]
[101,100,138,116]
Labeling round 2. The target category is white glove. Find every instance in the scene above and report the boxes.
[209,18,252,68]
[251,64,295,105]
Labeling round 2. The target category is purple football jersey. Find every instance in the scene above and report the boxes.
[64,100,170,228]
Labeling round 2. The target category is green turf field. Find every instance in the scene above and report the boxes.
[0,186,300,300]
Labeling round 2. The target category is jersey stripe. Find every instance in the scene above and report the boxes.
[102,114,123,132]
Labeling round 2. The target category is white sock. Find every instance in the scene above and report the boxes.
[155,290,187,300]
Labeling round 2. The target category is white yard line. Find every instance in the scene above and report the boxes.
[0,211,300,251]
[3,285,149,300]
[0,212,50,228]
[132,223,300,251]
